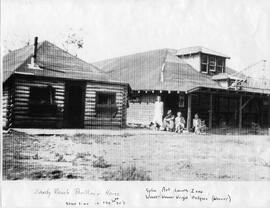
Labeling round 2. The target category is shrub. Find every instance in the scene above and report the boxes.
[92,156,111,168]
[102,165,151,181]
[30,170,64,180]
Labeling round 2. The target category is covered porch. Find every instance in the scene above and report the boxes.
[185,87,270,133]
[127,88,270,134]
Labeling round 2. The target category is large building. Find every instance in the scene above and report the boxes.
[2,38,129,129]
[94,46,270,131]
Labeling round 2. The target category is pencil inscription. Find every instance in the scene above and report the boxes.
[145,187,231,203]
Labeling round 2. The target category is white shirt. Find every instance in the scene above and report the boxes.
[153,101,164,125]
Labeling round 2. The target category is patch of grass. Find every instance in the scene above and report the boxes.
[66,173,82,179]
[76,152,91,159]
[94,137,106,144]
[14,152,31,160]
[93,156,111,168]
[119,133,133,137]
[30,170,64,180]
[102,166,151,181]
[220,138,248,145]
[218,174,232,179]
[179,160,192,169]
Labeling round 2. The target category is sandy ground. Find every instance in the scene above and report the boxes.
[2,129,270,181]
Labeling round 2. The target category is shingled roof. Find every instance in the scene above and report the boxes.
[94,48,224,92]
[3,41,125,85]
[93,48,270,94]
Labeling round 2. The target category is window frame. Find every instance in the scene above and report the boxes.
[95,91,118,118]
[96,91,116,106]
[201,54,225,74]
[216,57,225,73]
[201,54,208,74]
[209,56,216,72]
[178,95,185,108]
[28,85,57,116]
[29,85,55,105]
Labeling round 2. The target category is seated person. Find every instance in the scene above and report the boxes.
[161,110,175,131]
[193,113,202,134]
[175,112,186,133]
[200,120,207,133]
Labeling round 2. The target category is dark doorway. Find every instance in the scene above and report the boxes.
[162,93,181,116]
[162,92,188,119]
[64,82,86,128]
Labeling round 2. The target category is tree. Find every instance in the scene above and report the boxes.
[61,28,84,57]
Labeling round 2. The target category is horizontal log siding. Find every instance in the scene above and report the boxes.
[84,82,127,128]
[3,82,16,129]
[12,77,65,128]
[121,86,128,127]
[2,85,11,129]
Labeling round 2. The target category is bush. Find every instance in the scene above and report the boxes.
[30,170,64,180]
[93,156,111,168]
[102,166,151,181]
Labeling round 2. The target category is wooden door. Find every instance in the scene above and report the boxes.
[64,82,86,128]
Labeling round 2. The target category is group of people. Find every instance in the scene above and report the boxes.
[150,96,204,134]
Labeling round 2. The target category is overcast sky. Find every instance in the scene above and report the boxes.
[2,0,270,78]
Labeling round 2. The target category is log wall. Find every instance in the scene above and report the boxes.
[4,76,128,129]
[2,81,15,129]
[12,77,65,128]
[2,87,9,129]
[84,82,128,128]
[2,84,12,129]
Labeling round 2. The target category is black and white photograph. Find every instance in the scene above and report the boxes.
[1,0,270,207]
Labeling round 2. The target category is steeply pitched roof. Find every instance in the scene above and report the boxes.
[3,44,37,83]
[176,46,230,58]
[94,48,223,92]
[3,41,126,85]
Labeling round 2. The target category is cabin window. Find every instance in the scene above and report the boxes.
[29,86,57,115]
[96,92,118,118]
[29,86,55,105]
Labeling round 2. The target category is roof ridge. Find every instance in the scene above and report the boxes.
[94,48,174,64]
[3,41,44,82]
[12,41,44,70]
[3,40,112,83]
[3,41,44,58]
[41,40,105,73]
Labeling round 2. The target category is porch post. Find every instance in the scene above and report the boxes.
[239,95,243,131]
[187,94,192,132]
[209,93,213,129]
[268,97,270,128]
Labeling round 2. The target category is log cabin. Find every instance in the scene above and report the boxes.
[94,47,270,131]
[2,38,129,129]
